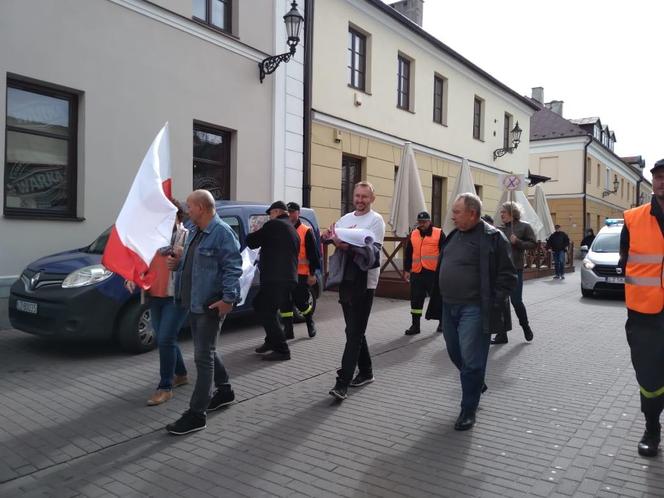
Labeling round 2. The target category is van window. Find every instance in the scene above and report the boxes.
[592,233,620,253]
[249,214,269,233]
[221,216,241,240]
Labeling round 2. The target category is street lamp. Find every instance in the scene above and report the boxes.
[493,122,522,160]
[602,174,620,197]
[259,1,304,83]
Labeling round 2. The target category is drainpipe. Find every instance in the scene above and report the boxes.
[582,134,593,234]
[301,0,314,207]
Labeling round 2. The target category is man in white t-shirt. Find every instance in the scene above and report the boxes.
[323,181,385,401]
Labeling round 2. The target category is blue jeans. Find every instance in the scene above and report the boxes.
[189,312,230,415]
[553,250,566,277]
[442,303,490,411]
[149,297,188,390]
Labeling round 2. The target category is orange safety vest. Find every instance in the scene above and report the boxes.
[410,227,442,273]
[624,204,664,314]
[296,222,311,276]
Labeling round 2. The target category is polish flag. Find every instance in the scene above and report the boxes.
[102,123,177,289]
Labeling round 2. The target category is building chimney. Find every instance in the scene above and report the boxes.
[389,0,424,26]
[531,87,544,103]
[545,100,564,116]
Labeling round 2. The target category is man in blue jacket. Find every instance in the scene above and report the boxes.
[166,189,243,435]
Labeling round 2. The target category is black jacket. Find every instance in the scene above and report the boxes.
[426,220,517,335]
[546,231,570,252]
[246,214,299,284]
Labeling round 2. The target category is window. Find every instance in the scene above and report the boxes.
[221,216,242,241]
[348,27,366,91]
[503,113,513,149]
[431,175,446,227]
[4,79,78,218]
[474,184,483,200]
[621,178,624,198]
[397,55,410,110]
[596,164,600,187]
[433,76,447,125]
[586,158,591,183]
[249,214,268,233]
[193,123,231,200]
[341,155,362,214]
[605,168,610,189]
[473,97,484,140]
[193,0,231,32]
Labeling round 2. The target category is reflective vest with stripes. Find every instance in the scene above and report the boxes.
[296,223,311,276]
[410,227,442,273]
[624,204,664,314]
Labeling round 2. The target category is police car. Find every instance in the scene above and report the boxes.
[580,219,624,297]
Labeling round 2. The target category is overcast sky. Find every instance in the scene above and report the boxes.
[384,0,662,179]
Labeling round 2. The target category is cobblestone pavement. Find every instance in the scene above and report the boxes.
[0,269,662,497]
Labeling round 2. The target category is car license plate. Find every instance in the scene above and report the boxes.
[607,276,625,284]
[16,300,38,314]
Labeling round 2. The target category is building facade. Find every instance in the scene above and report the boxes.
[0,0,305,294]
[308,0,538,230]
[528,88,648,245]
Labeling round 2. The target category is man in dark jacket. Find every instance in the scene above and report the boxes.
[546,225,570,279]
[492,201,537,344]
[426,193,517,431]
[247,201,300,361]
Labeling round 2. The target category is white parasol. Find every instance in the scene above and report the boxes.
[442,158,476,234]
[388,142,427,237]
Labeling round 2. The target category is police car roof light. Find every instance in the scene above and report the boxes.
[604,218,624,226]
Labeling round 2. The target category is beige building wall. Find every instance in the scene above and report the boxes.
[312,122,505,231]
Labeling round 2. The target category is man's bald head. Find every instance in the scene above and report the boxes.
[186,189,216,229]
[187,189,215,212]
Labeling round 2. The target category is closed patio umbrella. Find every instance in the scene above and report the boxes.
[493,188,544,237]
[442,158,475,235]
[532,184,555,241]
[388,142,427,237]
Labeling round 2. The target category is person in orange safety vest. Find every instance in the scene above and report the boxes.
[279,202,320,339]
[403,211,444,335]
[619,158,664,458]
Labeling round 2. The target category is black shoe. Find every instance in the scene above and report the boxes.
[481,382,488,394]
[350,372,375,387]
[436,323,443,333]
[638,430,661,457]
[454,409,476,431]
[306,319,317,338]
[404,326,420,336]
[254,343,273,354]
[166,410,206,435]
[523,325,534,342]
[208,387,235,412]
[262,351,291,361]
[329,383,348,400]
[491,334,508,345]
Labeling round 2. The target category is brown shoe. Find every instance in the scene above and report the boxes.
[147,389,173,406]
[173,375,189,388]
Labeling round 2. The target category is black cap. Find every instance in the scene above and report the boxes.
[417,211,431,221]
[286,201,301,212]
[266,200,288,214]
[651,159,664,174]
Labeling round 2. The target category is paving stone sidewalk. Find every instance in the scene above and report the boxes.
[0,270,662,497]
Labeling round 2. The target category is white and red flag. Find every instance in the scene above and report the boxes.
[102,123,177,289]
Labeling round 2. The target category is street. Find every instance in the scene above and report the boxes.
[0,269,662,497]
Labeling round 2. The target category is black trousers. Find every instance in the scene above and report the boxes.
[626,310,664,423]
[254,282,295,354]
[410,269,435,315]
[338,288,375,387]
[280,275,313,317]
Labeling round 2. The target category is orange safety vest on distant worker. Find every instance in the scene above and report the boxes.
[296,222,312,276]
[624,204,664,314]
[410,227,442,273]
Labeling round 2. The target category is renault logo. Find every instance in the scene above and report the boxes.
[30,272,41,289]
[616,267,623,275]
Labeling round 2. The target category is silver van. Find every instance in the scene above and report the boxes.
[580,220,624,297]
